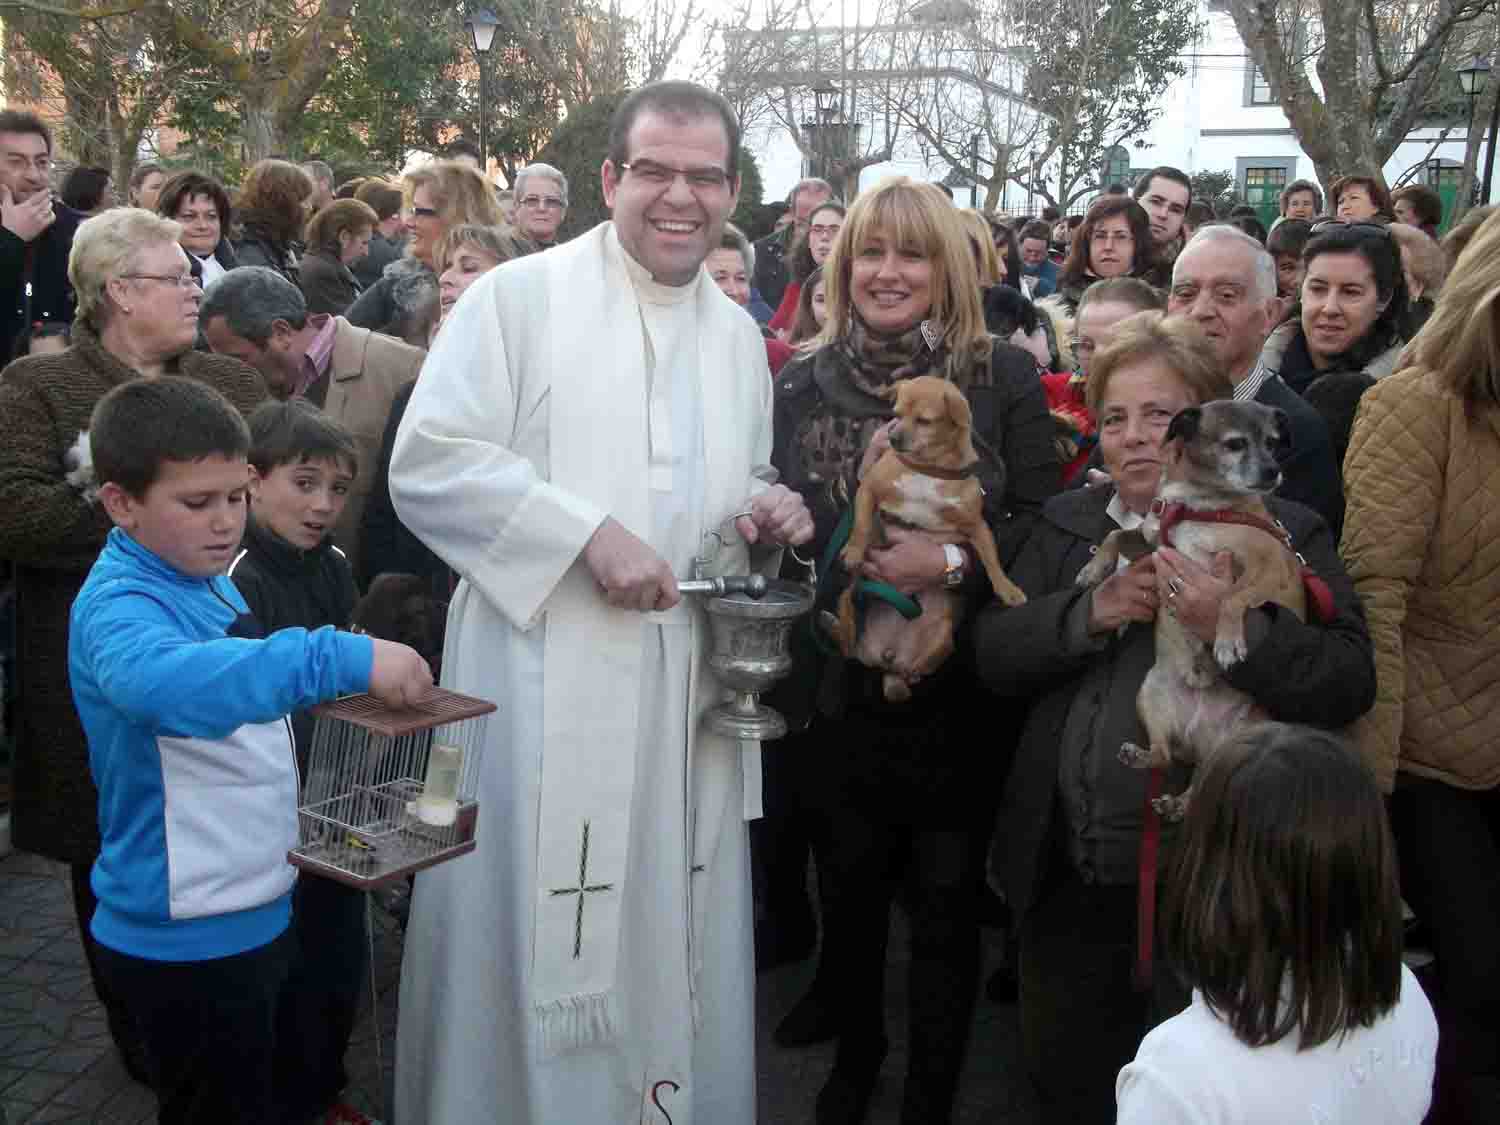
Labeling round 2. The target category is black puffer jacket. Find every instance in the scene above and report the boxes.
[228,514,357,769]
[975,484,1376,921]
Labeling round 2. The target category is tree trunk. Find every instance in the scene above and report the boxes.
[243,97,282,163]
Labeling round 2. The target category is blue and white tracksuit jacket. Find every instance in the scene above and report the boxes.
[69,528,373,963]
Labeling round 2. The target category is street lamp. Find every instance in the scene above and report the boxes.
[812,79,842,125]
[803,80,844,183]
[1457,55,1495,204]
[464,8,500,175]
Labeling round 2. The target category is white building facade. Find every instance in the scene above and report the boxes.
[747,0,1496,230]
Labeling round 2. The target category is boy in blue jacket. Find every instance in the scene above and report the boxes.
[69,377,430,1125]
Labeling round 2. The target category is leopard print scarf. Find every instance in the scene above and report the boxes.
[792,314,955,509]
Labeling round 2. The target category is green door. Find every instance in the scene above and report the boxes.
[1243,166,1288,230]
[1426,163,1463,235]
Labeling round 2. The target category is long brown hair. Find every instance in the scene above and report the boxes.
[1058,196,1153,291]
[816,177,990,379]
[1163,724,1404,1050]
[789,264,825,346]
[236,159,314,245]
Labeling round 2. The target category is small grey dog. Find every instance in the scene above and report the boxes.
[1075,401,1308,819]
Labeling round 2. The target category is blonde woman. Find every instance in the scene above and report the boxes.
[1342,207,1500,1125]
[767,177,1059,1123]
[346,161,505,345]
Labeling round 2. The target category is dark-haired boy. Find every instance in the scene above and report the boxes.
[228,398,370,1124]
[69,377,430,1125]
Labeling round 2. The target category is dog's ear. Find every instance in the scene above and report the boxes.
[1165,406,1202,445]
[1270,407,1292,455]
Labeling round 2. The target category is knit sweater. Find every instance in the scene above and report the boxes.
[0,326,268,862]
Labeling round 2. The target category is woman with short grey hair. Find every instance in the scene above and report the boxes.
[512,162,570,246]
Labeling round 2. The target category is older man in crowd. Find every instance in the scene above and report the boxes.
[753,176,833,309]
[1167,224,1344,532]
[389,79,812,1125]
[512,162,570,247]
[199,267,423,576]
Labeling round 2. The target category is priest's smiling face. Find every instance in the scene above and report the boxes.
[601,109,740,287]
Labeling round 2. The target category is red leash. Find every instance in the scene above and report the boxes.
[1136,768,1163,990]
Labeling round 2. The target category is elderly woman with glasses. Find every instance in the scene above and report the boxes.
[1259,221,1409,397]
[511,162,569,247]
[0,206,267,1081]
[346,160,507,346]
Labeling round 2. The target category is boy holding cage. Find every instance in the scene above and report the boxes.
[68,377,429,1124]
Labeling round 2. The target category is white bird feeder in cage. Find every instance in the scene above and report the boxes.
[289,688,496,889]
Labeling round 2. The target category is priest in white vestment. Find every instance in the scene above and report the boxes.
[388,82,814,1125]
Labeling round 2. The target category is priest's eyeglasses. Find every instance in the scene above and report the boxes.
[620,160,731,192]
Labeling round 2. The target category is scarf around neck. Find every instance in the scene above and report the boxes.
[836,312,948,399]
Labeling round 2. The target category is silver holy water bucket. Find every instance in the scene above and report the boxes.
[677,520,816,741]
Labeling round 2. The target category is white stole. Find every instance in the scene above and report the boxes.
[531,224,768,1053]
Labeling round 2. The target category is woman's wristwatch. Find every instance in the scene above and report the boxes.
[942,543,966,588]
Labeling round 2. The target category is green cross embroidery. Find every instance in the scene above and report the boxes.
[549,820,615,959]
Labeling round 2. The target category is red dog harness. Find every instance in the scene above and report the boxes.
[1134,502,1336,988]
[1153,501,1336,623]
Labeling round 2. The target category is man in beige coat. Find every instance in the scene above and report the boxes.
[200,266,423,580]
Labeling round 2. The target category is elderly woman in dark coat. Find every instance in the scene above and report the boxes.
[299,198,378,316]
[233,158,315,284]
[973,312,1375,1124]
[0,207,266,1077]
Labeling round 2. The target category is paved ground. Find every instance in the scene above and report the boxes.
[0,846,1040,1124]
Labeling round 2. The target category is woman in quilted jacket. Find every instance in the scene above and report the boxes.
[1342,206,1500,1125]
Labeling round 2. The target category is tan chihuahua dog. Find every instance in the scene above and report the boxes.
[835,376,1027,702]
[1075,401,1309,819]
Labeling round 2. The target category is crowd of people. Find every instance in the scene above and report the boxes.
[0,79,1496,1125]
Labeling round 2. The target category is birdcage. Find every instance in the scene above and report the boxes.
[288,688,496,889]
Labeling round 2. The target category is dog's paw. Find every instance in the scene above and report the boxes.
[840,544,867,571]
[1118,741,1154,769]
[1151,793,1189,822]
[1214,631,1249,670]
[999,584,1028,608]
